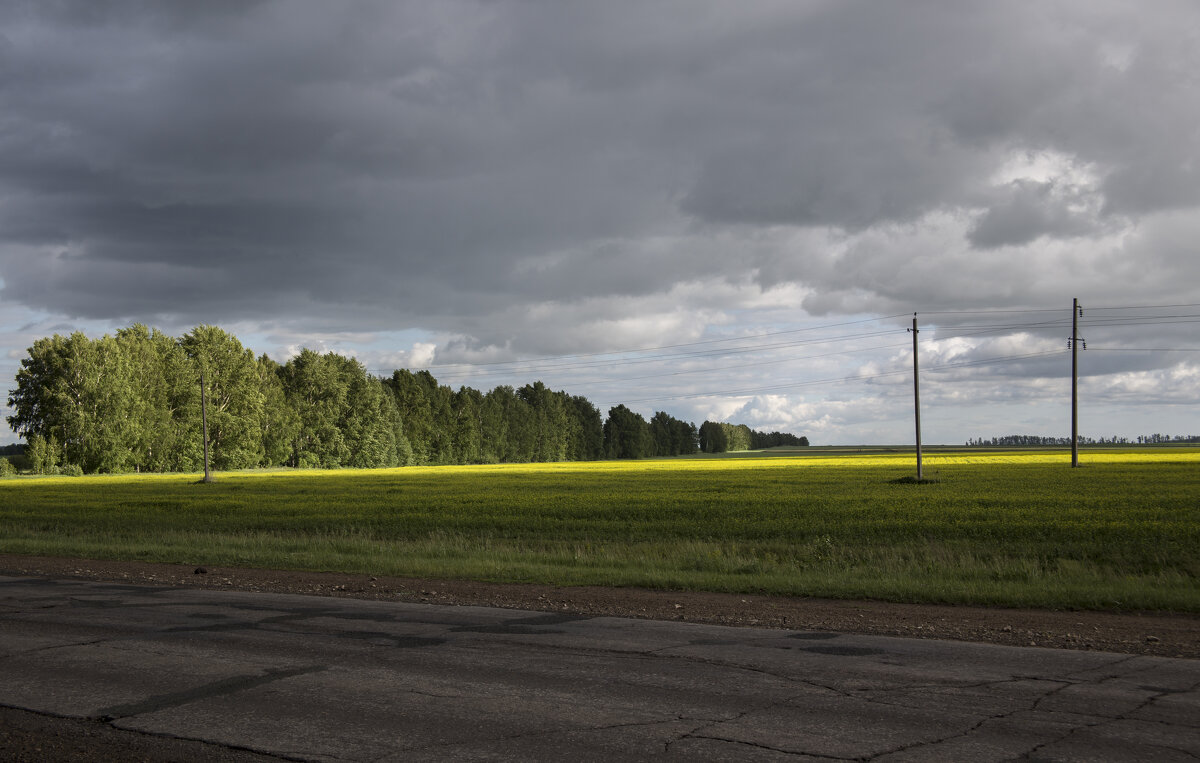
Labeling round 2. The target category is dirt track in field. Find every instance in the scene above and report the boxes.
[2,554,1196,659]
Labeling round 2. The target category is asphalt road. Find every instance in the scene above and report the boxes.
[1,576,1197,761]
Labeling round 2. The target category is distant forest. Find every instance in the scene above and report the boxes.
[5,325,807,475]
[966,434,1200,446]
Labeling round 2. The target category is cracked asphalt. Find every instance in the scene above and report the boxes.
[1,576,1198,761]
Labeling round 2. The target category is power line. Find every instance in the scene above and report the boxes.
[921,312,1200,341]
[1083,311,1200,320]
[602,349,1064,407]
[928,317,1070,328]
[928,320,1072,340]
[422,301,1199,381]
[922,301,1200,316]
[1085,302,1200,311]
[400,299,1200,413]
[573,341,911,390]
[427,313,910,371]
[436,313,1129,385]
[431,327,909,382]
[918,307,1069,315]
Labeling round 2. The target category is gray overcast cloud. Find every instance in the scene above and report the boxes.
[2,0,1199,444]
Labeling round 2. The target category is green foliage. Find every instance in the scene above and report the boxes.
[750,430,809,448]
[519,381,568,462]
[646,411,698,456]
[603,404,651,459]
[282,349,351,467]
[496,386,536,462]
[8,325,203,473]
[387,369,438,465]
[7,332,127,472]
[279,350,410,469]
[25,434,61,474]
[699,421,726,453]
[568,396,605,460]
[113,325,175,472]
[0,457,16,478]
[722,423,753,451]
[257,354,301,467]
[700,420,806,452]
[7,323,804,473]
[182,326,266,470]
[483,386,522,462]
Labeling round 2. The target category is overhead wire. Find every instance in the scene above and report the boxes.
[917,307,1069,315]
[430,326,912,382]
[427,302,1196,381]
[409,299,1198,410]
[1085,302,1200,311]
[572,341,912,390]
[426,313,911,372]
[602,349,1065,406]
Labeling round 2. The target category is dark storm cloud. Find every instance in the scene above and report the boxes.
[967,180,1107,249]
[1,0,1198,355]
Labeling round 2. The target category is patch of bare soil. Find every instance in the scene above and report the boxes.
[1,554,1197,659]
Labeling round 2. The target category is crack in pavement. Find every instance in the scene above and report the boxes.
[662,703,771,754]
[636,643,853,693]
[151,603,590,647]
[846,671,1143,761]
[121,728,311,763]
[157,609,452,650]
[945,670,1200,762]
[662,673,921,760]
[0,703,306,762]
[1020,715,1118,760]
[0,635,123,659]
[1068,652,1145,682]
[987,678,1099,760]
[1124,675,1200,719]
[164,620,449,649]
[95,665,327,722]
[663,703,839,759]
[450,633,797,678]
[862,694,1047,760]
[1023,675,1200,761]
[381,714,704,758]
[685,730,854,760]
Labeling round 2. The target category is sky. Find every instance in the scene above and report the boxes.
[2,0,1199,446]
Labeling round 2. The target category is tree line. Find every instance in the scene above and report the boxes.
[698,421,808,452]
[5,325,807,474]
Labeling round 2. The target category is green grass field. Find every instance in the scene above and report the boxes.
[2,449,1198,612]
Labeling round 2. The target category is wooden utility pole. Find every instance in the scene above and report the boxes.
[201,369,214,483]
[1071,298,1080,468]
[911,313,923,480]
